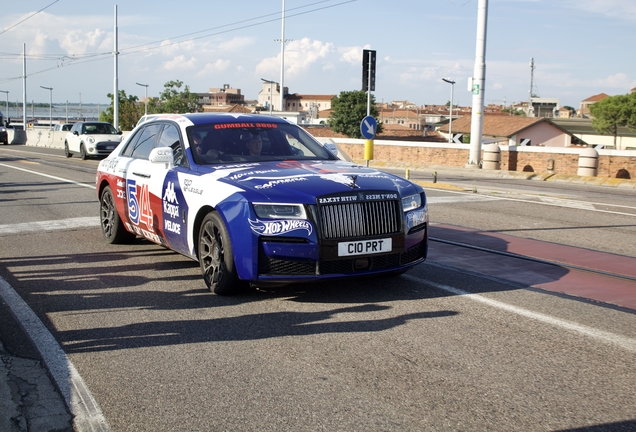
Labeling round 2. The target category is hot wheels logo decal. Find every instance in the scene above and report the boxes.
[249,219,313,236]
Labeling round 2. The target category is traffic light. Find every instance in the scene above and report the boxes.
[362,49,376,92]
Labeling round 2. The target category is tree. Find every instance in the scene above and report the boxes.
[157,80,201,114]
[328,90,382,138]
[626,92,636,131]
[501,107,526,116]
[589,94,633,148]
[100,90,144,131]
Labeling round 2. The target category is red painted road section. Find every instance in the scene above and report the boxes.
[429,223,636,310]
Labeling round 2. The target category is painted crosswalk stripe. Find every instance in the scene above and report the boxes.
[0,217,100,235]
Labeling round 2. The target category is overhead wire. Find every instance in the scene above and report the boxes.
[0,0,60,37]
[0,0,357,84]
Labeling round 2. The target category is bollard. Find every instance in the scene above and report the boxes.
[405,168,410,180]
[482,143,501,170]
[577,148,599,177]
[433,171,437,183]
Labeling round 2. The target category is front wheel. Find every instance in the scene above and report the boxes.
[79,143,87,160]
[100,186,135,244]
[64,142,72,158]
[198,212,242,295]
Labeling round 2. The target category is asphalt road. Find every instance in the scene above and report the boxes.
[1,145,635,431]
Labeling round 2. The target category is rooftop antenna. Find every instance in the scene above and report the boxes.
[529,58,538,98]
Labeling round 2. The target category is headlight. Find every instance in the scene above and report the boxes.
[402,193,422,212]
[87,137,95,144]
[253,203,307,219]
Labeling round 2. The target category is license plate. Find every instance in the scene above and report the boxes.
[106,145,114,150]
[338,238,392,257]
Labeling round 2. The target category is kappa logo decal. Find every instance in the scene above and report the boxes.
[163,182,180,220]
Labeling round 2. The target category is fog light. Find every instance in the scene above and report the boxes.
[353,258,370,271]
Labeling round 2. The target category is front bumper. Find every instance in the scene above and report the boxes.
[256,223,428,283]
[88,141,119,155]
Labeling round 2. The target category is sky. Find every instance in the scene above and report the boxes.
[1,0,635,110]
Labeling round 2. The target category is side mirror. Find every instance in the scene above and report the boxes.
[149,147,174,168]
[73,131,79,136]
[323,142,338,156]
[118,131,123,135]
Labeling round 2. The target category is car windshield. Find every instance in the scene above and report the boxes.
[187,122,337,165]
[82,123,118,134]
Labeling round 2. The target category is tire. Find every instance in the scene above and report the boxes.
[99,186,135,244]
[64,142,72,158]
[79,143,87,160]
[198,212,242,295]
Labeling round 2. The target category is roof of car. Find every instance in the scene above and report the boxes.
[147,112,293,127]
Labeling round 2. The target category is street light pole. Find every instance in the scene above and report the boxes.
[40,86,53,129]
[136,82,149,115]
[0,91,8,121]
[260,78,275,115]
[442,78,455,144]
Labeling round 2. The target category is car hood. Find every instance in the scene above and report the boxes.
[208,160,421,203]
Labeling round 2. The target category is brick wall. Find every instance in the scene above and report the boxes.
[329,140,636,179]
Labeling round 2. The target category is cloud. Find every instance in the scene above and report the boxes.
[197,59,231,77]
[159,39,197,56]
[561,0,636,21]
[163,55,197,70]
[255,38,335,79]
[59,28,108,55]
[595,73,634,89]
[338,44,372,66]
[285,38,335,78]
[218,36,255,52]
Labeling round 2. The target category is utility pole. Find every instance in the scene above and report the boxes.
[467,0,488,167]
[279,0,285,111]
[113,5,119,129]
[23,44,27,128]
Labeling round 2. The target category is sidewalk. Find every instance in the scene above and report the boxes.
[0,299,73,432]
[363,160,636,190]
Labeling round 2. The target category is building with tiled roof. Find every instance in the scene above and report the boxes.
[284,94,334,114]
[438,114,583,147]
[579,93,609,117]
[202,104,252,114]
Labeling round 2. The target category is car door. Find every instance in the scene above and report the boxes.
[120,121,190,251]
[67,123,82,152]
[119,122,164,244]
[152,122,191,255]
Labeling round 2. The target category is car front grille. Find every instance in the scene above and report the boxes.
[318,199,401,240]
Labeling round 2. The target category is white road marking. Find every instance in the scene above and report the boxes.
[539,197,596,210]
[0,275,112,431]
[0,217,100,235]
[430,188,636,217]
[404,274,636,353]
[427,195,497,204]
[0,162,96,189]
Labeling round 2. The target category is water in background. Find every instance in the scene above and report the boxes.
[0,103,107,124]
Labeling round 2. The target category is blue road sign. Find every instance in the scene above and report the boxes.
[360,115,377,139]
